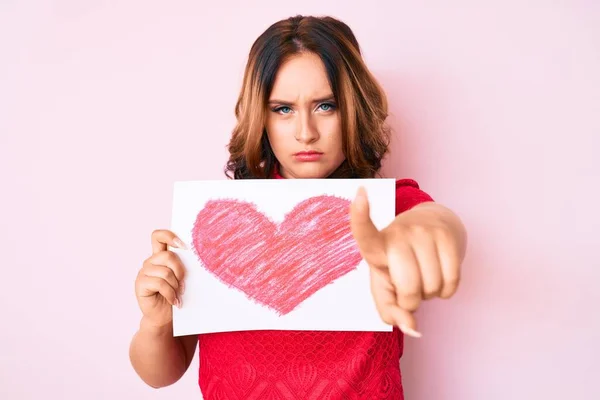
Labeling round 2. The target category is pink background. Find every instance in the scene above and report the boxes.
[2,1,599,399]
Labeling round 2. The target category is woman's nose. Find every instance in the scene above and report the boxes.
[295,115,319,144]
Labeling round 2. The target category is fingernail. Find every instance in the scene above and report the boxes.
[173,237,188,250]
[175,297,182,309]
[354,187,367,205]
[400,324,422,338]
[179,280,185,295]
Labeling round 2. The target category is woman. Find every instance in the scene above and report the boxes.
[129,15,467,399]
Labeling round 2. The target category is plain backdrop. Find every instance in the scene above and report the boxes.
[1,1,599,399]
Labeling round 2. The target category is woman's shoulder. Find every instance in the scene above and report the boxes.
[393,178,434,215]
[395,178,421,189]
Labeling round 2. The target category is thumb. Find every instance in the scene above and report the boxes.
[350,186,387,268]
[370,266,422,338]
[376,301,421,338]
[392,308,421,338]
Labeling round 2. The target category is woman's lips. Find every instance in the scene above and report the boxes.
[294,151,323,162]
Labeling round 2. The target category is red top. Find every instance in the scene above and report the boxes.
[197,176,434,399]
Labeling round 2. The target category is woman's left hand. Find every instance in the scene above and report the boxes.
[350,187,467,337]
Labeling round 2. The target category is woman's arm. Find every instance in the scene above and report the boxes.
[129,317,198,388]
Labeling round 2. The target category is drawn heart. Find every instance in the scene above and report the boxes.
[191,195,363,315]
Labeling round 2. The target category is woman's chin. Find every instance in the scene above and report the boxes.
[286,164,333,179]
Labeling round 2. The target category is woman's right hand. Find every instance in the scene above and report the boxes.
[135,229,188,328]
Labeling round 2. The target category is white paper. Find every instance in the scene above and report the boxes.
[170,178,396,336]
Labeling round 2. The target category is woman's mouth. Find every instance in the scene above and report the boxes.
[293,150,324,162]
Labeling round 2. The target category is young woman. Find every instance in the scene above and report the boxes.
[130,15,467,399]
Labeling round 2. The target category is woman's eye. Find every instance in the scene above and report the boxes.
[318,103,335,112]
[275,106,292,114]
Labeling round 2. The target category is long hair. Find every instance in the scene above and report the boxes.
[225,15,391,179]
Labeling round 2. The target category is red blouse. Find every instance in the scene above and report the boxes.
[197,177,434,399]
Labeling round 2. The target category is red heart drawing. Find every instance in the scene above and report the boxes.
[191,195,363,315]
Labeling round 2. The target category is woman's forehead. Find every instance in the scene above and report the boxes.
[269,53,332,101]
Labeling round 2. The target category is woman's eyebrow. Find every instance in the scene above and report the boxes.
[268,95,335,105]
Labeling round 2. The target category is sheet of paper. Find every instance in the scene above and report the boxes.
[170,178,396,336]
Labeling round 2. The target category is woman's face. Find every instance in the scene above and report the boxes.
[265,52,346,179]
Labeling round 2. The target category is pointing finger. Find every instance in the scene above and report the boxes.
[350,187,387,268]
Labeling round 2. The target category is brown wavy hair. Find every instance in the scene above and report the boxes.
[225,15,391,179]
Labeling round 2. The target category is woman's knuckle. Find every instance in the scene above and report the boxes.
[401,294,420,311]
[165,250,177,263]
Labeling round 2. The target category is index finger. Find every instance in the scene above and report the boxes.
[151,229,187,255]
[350,187,387,268]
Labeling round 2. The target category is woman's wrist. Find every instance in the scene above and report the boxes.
[139,316,173,338]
